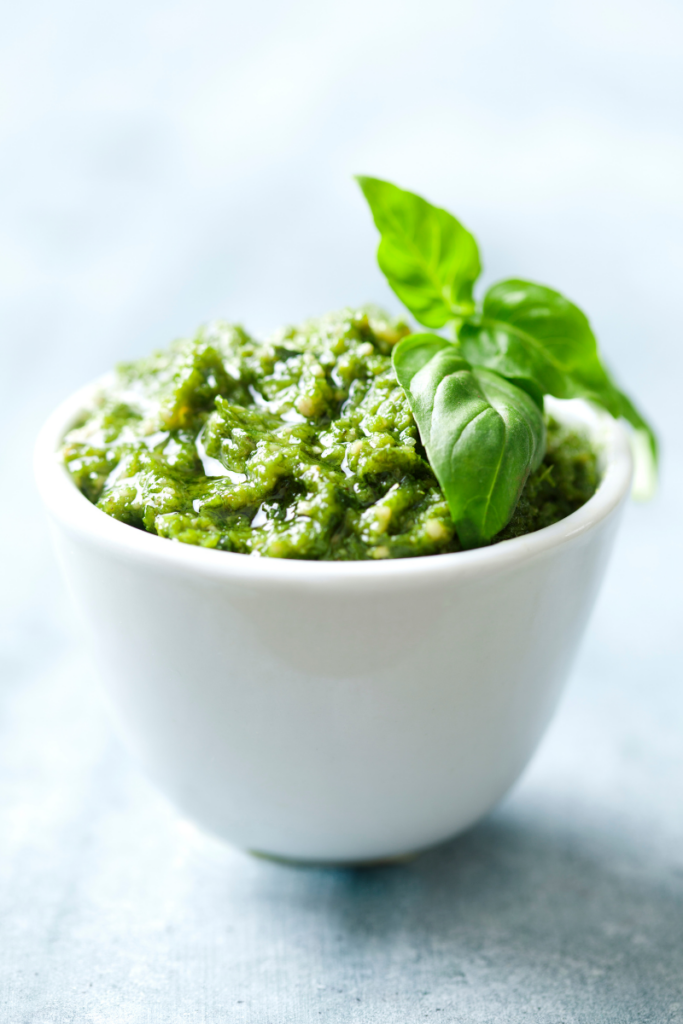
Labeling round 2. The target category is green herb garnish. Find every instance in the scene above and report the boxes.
[357,176,657,548]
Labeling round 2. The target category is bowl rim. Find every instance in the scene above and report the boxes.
[34,377,633,587]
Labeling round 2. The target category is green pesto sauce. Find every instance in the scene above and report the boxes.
[62,308,598,560]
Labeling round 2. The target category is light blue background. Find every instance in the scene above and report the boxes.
[1,1,682,1020]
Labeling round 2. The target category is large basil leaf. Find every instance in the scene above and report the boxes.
[356,177,481,329]
[460,278,657,464]
[393,334,546,548]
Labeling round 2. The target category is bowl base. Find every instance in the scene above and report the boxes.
[249,848,420,869]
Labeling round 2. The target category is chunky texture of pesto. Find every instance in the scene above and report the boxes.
[62,308,598,560]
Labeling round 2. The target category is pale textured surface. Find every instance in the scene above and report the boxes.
[2,0,683,1018]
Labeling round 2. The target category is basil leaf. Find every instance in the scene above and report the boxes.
[460,278,657,464]
[507,377,545,412]
[611,388,658,499]
[356,176,481,329]
[393,333,546,548]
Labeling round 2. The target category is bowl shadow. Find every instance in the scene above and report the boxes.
[253,809,683,1020]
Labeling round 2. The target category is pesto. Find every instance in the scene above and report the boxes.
[62,308,597,560]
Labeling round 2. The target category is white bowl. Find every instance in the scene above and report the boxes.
[35,384,632,864]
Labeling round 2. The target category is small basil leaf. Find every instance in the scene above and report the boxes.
[393,333,546,548]
[611,387,658,499]
[610,385,658,468]
[357,176,481,329]
[460,278,657,466]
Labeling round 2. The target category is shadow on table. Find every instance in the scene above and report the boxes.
[265,810,683,1015]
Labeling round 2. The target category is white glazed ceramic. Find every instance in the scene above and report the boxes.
[35,385,632,864]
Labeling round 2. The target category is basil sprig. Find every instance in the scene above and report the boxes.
[357,176,657,548]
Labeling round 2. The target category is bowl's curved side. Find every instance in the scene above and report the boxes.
[34,382,633,862]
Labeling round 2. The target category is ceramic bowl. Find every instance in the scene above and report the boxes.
[35,386,632,864]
